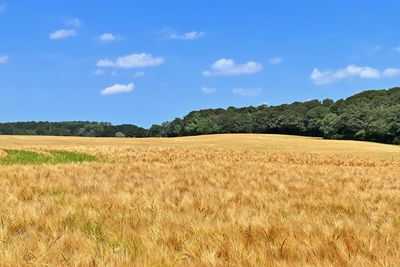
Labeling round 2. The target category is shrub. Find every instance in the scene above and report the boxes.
[115,132,125,138]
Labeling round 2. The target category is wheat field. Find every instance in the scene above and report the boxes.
[0,134,399,266]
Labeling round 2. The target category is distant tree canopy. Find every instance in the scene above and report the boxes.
[0,121,147,138]
[147,87,400,145]
[0,87,399,144]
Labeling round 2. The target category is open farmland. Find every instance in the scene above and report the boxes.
[0,134,399,266]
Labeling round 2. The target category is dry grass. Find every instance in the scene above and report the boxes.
[0,134,399,266]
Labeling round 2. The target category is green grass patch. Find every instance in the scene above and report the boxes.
[0,149,98,165]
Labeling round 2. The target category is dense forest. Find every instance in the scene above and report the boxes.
[0,121,147,138]
[1,87,399,144]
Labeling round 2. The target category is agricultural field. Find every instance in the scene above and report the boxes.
[0,134,399,266]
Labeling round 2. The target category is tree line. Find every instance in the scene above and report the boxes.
[149,87,400,144]
[0,121,147,138]
[1,87,399,144]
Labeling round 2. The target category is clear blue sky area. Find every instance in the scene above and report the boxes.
[1,0,400,127]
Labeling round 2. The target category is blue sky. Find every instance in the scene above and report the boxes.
[1,1,400,127]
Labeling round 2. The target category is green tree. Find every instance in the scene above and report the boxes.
[115,132,125,138]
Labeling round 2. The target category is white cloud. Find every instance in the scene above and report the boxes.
[66,18,82,27]
[0,55,9,63]
[371,45,381,52]
[394,46,400,53]
[94,69,106,76]
[310,64,383,85]
[168,31,205,40]
[203,58,263,76]
[96,53,164,68]
[49,29,77,40]
[382,68,400,78]
[269,57,283,64]
[310,69,335,85]
[99,33,118,42]
[134,71,145,78]
[201,87,217,94]
[0,5,5,12]
[232,87,263,97]
[96,59,114,67]
[101,83,134,95]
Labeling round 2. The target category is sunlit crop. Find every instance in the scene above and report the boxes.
[0,134,399,266]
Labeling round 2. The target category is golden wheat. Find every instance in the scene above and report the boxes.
[0,134,399,266]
